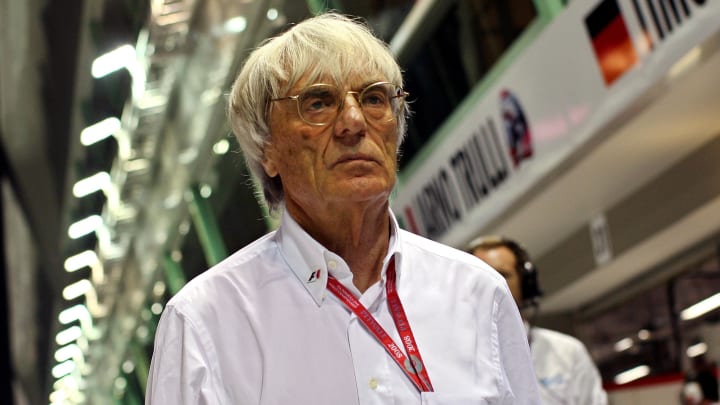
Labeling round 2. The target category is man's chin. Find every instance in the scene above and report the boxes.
[329,180,393,203]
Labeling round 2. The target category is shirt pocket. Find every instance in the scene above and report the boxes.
[420,392,489,405]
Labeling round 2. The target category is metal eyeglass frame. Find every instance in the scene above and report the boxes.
[269,81,409,126]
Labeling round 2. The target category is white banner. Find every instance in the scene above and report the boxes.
[391,0,720,247]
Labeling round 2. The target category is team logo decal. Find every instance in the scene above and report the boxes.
[307,269,321,283]
[500,89,533,166]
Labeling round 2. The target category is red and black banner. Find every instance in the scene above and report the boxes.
[585,0,638,86]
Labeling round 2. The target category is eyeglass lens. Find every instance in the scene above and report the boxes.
[297,83,402,125]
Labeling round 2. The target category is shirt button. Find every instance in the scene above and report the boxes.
[327,260,337,269]
[368,378,378,390]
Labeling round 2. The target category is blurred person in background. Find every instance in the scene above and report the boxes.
[682,354,720,404]
[145,13,540,404]
[469,235,607,405]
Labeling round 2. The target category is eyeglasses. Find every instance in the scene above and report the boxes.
[270,81,408,126]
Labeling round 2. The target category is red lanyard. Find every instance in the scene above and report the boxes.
[326,257,434,393]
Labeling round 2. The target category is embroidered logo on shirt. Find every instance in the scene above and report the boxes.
[307,269,321,283]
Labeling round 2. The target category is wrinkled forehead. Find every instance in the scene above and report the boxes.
[278,50,399,95]
[284,68,385,94]
[287,72,391,95]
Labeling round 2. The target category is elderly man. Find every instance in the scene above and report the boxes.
[146,13,539,404]
[470,235,607,405]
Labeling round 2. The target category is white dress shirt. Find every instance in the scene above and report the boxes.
[146,209,539,404]
[529,327,607,405]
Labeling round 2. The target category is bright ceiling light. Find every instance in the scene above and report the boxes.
[65,248,106,287]
[267,8,279,21]
[80,117,120,146]
[224,16,247,33]
[614,364,650,385]
[63,279,92,301]
[115,376,128,391]
[56,325,82,346]
[151,302,163,315]
[122,360,135,374]
[58,304,100,340]
[200,184,212,198]
[213,139,230,155]
[614,337,633,352]
[58,304,91,325]
[54,343,83,363]
[49,389,69,403]
[91,45,135,78]
[687,342,708,358]
[64,250,99,273]
[681,292,720,321]
[153,281,166,297]
[68,215,103,239]
[54,374,81,392]
[637,329,651,340]
[51,360,76,379]
[73,171,111,198]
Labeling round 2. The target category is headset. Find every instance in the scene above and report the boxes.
[467,235,542,305]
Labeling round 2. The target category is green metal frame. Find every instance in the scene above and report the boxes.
[188,185,228,267]
[162,253,187,296]
[130,342,150,395]
[533,0,565,19]
[306,0,331,15]
[123,385,143,405]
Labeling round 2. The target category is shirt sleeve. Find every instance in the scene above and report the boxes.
[571,343,608,405]
[495,289,542,404]
[146,304,224,405]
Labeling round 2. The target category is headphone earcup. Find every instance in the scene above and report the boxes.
[510,239,542,303]
[521,262,542,301]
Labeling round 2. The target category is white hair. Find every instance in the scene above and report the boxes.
[228,12,409,213]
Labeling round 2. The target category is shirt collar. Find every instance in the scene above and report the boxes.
[275,207,403,306]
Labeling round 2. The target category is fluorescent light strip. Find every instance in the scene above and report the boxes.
[58,304,100,340]
[51,360,76,379]
[53,374,80,392]
[58,304,91,324]
[54,344,82,363]
[91,45,135,78]
[64,250,99,272]
[62,279,92,301]
[49,389,69,403]
[80,117,120,146]
[224,16,247,33]
[56,326,82,346]
[614,337,633,352]
[687,342,708,358]
[614,365,650,385]
[73,171,111,198]
[68,215,102,239]
[680,292,720,321]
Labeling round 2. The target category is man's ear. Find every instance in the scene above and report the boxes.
[261,144,279,178]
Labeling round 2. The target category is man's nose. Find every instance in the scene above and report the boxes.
[334,93,366,138]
